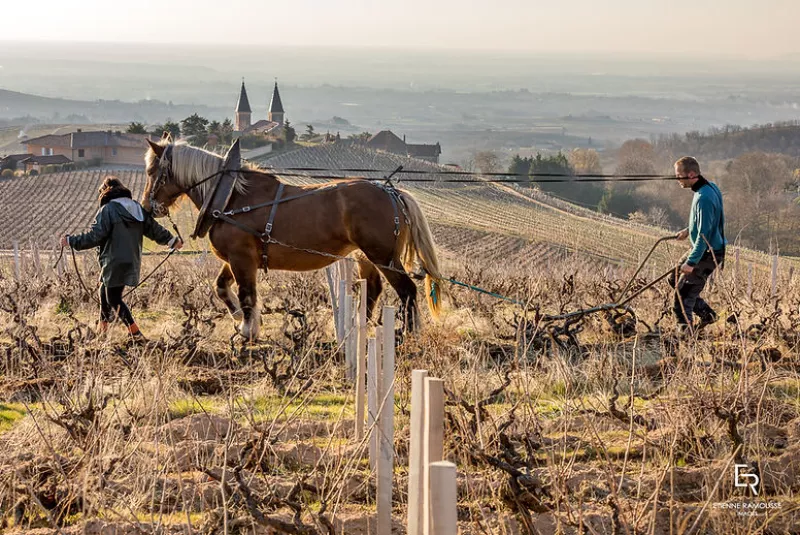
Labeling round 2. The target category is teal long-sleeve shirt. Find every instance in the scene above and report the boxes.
[687,178,726,265]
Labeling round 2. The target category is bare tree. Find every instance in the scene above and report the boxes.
[472,150,500,174]
[568,148,602,175]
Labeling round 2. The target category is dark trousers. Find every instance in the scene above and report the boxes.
[667,250,724,325]
[99,284,135,326]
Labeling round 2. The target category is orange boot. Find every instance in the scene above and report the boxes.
[128,323,146,341]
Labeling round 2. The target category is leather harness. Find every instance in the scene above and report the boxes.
[151,144,407,273]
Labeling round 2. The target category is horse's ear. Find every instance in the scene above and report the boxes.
[147,138,165,158]
[221,138,242,172]
[161,130,173,142]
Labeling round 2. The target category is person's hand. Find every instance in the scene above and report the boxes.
[680,263,694,274]
[60,235,69,248]
[174,239,184,251]
[676,229,689,241]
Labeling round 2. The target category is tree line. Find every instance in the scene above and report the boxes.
[478,129,800,255]
[126,114,297,148]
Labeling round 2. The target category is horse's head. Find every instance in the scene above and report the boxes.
[143,135,183,217]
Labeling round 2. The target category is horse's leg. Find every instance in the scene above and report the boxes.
[229,256,260,341]
[356,254,383,323]
[215,263,243,321]
[376,265,419,332]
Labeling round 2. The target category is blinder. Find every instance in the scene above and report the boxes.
[148,144,174,216]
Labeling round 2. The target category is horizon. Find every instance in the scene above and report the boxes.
[2,39,800,64]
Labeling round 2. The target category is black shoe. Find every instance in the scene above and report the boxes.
[696,311,718,330]
[128,331,147,345]
[675,323,694,339]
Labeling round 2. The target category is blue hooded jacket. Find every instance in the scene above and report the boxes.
[687,177,726,265]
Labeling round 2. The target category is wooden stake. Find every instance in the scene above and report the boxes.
[344,258,354,285]
[31,240,41,276]
[423,377,445,535]
[377,307,396,535]
[367,336,379,471]
[12,239,20,280]
[408,369,429,535]
[325,265,341,342]
[338,279,347,349]
[771,255,778,297]
[429,461,458,535]
[355,280,367,441]
[344,292,354,380]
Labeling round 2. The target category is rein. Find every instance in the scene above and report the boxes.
[57,213,183,304]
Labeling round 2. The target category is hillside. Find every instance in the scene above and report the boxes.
[3,149,800,535]
[0,88,226,124]
[0,144,791,279]
[655,121,800,160]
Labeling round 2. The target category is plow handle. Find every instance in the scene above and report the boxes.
[615,234,679,303]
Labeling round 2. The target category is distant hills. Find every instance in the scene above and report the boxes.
[0,89,226,125]
[655,121,800,161]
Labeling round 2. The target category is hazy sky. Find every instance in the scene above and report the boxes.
[1,0,798,58]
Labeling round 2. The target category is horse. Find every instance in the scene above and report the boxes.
[143,139,443,341]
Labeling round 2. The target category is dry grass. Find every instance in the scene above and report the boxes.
[1,250,799,535]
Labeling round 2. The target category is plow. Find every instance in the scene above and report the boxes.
[448,235,682,343]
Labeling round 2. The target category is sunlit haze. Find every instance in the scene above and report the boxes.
[1,0,799,58]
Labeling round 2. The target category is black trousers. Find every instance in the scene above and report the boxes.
[99,284,135,326]
[667,250,724,325]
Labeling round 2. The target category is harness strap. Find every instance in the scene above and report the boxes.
[373,182,403,268]
[212,211,264,239]
[223,183,340,216]
[262,183,285,272]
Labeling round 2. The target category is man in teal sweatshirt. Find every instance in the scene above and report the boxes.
[668,156,726,332]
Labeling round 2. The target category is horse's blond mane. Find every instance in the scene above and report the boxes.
[145,141,251,200]
[171,143,251,196]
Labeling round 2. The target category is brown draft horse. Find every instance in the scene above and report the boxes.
[143,139,443,340]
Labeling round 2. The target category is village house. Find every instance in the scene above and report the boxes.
[19,154,73,173]
[366,130,442,163]
[0,153,33,172]
[22,129,157,166]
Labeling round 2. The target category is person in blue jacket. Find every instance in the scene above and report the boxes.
[668,156,726,332]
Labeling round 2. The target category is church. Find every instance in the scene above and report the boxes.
[233,80,285,137]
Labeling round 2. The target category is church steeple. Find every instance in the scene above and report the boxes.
[268,80,284,125]
[235,79,252,132]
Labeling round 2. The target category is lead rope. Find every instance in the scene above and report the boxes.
[57,213,183,303]
[123,212,183,298]
[69,245,100,305]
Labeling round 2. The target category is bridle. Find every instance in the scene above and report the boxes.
[147,144,175,217]
[148,143,225,217]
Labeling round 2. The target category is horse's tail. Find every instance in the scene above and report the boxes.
[398,191,443,319]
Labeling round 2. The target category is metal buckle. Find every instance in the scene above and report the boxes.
[212,210,221,218]
[265,222,273,233]
[242,206,251,213]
